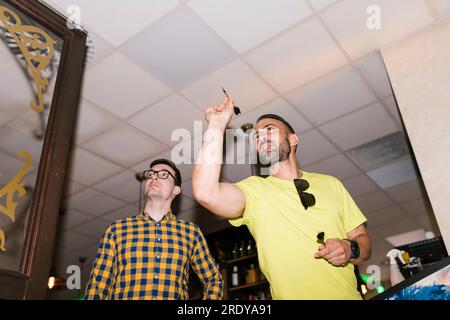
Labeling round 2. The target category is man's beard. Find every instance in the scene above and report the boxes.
[258,137,291,167]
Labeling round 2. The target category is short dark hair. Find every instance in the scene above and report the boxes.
[150,158,182,186]
[256,113,297,153]
[256,114,296,134]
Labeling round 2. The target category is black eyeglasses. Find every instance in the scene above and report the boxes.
[143,169,176,182]
[293,179,316,210]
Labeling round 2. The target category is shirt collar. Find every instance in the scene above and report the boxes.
[138,209,176,223]
[266,170,308,188]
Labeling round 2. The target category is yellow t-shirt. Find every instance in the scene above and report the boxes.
[229,171,367,300]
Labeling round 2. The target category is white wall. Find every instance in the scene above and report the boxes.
[381,19,450,249]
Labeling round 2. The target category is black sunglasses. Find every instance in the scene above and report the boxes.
[293,179,316,210]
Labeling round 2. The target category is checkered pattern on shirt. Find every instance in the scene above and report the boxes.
[84,211,223,300]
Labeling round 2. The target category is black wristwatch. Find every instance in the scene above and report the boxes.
[345,239,360,260]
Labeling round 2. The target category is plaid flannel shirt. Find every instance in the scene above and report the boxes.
[85,210,223,300]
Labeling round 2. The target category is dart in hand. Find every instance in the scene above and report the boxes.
[221,87,241,115]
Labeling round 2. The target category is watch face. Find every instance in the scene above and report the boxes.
[351,241,360,259]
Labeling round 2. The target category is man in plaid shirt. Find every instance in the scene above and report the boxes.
[85,158,223,300]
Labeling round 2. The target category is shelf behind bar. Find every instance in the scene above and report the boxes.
[226,253,258,264]
[228,279,269,292]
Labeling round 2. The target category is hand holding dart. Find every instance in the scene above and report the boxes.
[221,87,241,115]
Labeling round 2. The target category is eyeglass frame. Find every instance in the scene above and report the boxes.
[293,178,316,210]
[143,169,177,182]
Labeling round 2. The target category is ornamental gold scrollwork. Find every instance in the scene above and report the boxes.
[0,150,32,252]
[0,5,56,113]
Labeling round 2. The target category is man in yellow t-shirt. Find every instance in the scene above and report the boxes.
[192,95,372,300]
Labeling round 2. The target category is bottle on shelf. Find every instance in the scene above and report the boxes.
[246,264,259,284]
[239,240,247,257]
[231,242,239,259]
[231,243,239,259]
[231,266,240,287]
[246,239,256,255]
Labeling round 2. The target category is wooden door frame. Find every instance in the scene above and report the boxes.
[0,0,87,299]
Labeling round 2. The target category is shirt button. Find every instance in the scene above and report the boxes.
[156,256,160,260]
[156,223,160,226]
[157,238,161,242]
[154,274,158,279]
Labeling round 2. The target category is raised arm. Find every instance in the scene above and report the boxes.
[192,96,245,219]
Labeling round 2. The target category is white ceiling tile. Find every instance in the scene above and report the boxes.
[130,148,194,182]
[73,99,118,145]
[309,0,339,11]
[44,0,180,46]
[400,198,433,217]
[354,190,395,214]
[188,0,313,53]
[181,59,278,113]
[374,218,421,238]
[59,209,94,230]
[319,102,399,150]
[245,16,348,93]
[93,170,141,204]
[128,94,204,146]
[296,129,339,166]
[365,205,410,228]
[83,31,114,70]
[61,179,87,198]
[303,154,361,180]
[384,179,425,204]
[355,51,393,98]
[230,98,312,134]
[428,0,450,20]
[131,149,172,172]
[71,218,112,240]
[342,174,379,197]
[101,204,140,222]
[81,123,168,167]
[383,95,402,125]
[58,230,98,250]
[175,134,204,164]
[384,228,427,247]
[82,52,172,119]
[366,156,417,189]
[220,163,253,183]
[64,188,127,217]
[320,0,433,59]
[286,65,377,125]
[120,6,236,90]
[66,148,122,185]
[413,214,441,234]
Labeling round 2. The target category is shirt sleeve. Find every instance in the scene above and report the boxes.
[189,228,223,300]
[228,176,258,227]
[335,178,367,234]
[84,225,117,300]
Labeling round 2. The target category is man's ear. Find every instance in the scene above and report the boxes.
[173,185,181,197]
[289,133,299,150]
